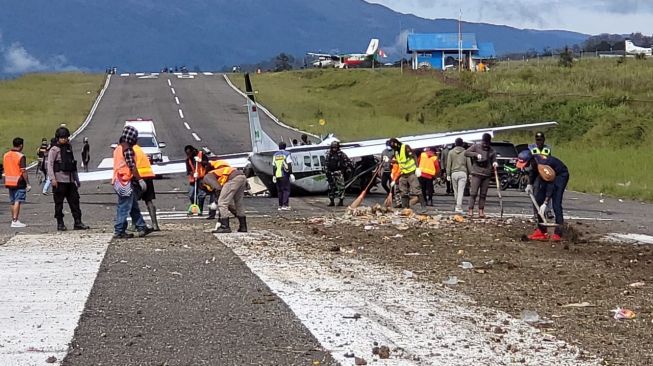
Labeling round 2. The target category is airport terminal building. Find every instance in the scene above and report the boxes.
[407,33,496,71]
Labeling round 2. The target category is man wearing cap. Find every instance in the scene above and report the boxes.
[272,141,295,210]
[517,150,569,241]
[464,133,498,218]
[112,126,153,239]
[527,131,553,218]
[47,126,89,231]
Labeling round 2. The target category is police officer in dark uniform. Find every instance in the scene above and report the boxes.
[324,141,352,207]
[46,127,89,231]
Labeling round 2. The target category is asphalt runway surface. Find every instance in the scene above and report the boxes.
[1,72,651,365]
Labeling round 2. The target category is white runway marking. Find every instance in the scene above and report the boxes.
[167,79,172,86]
[604,233,653,245]
[0,233,111,365]
[203,72,214,75]
[184,122,191,130]
[175,96,180,105]
[178,109,184,119]
[135,72,145,76]
[171,88,176,95]
[192,133,201,141]
[217,231,599,366]
[120,73,129,77]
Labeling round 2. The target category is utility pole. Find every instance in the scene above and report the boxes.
[458,9,463,72]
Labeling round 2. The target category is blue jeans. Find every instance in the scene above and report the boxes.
[114,192,146,234]
[42,177,51,194]
[536,172,569,235]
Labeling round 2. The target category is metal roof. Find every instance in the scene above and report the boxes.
[475,42,497,59]
[407,33,478,52]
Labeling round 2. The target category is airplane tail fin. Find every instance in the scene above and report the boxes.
[365,39,380,56]
[245,73,278,153]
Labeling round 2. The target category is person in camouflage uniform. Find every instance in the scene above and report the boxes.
[324,141,352,206]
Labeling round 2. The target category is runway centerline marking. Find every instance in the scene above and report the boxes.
[178,109,184,119]
[171,88,176,95]
[184,122,191,130]
[192,133,201,141]
[175,96,180,105]
[167,79,172,86]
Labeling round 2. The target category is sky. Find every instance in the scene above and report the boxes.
[365,0,653,35]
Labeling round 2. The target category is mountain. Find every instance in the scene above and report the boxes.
[0,0,589,74]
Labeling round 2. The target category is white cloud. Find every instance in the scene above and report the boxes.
[1,41,78,74]
[366,0,653,34]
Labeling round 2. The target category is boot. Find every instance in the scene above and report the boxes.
[337,199,344,207]
[427,196,434,206]
[213,218,231,233]
[73,220,89,230]
[57,218,67,231]
[401,196,410,209]
[206,210,216,220]
[146,201,160,231]
[237,216,247,232]
[328,198,335,207]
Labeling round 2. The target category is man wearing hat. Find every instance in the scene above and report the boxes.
[517,150,569,241]
[112,126,153,239]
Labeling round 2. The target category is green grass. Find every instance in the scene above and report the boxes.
[0,73,105,162]
[229,60,653,200]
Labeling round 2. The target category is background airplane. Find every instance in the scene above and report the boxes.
[625,40,652,56]
[307,39,384,68]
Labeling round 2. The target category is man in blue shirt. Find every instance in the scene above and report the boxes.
[272,142,295,210]
[517,150,569,242]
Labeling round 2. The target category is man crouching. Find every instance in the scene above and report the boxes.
[203,161,248,233]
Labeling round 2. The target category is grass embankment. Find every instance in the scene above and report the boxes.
[0,73,105,162]
[230,59,652,200]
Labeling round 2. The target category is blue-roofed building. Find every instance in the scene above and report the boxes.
[406,33,496,71]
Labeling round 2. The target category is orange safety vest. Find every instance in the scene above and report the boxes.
[418,152,438,178]
[3,150,24,188]
[133,145,155,178]
[112,145,133,184]
[390,162,401,182]
[188,151,206,183]
[210,166,235,186]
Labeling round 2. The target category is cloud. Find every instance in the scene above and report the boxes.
[589,0,653,14]
[1,41,78,74]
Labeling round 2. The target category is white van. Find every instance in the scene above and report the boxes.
[124,118,166,163]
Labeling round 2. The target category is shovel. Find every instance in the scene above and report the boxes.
[493,167,503,219]
[528,192,558,227]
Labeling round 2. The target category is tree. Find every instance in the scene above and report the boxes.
[274,53,294,72]
[559,46,574,68]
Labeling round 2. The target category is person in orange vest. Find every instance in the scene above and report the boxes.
[417,147,439,206]
[185,145,209,215]
[389,160,402,207]
[203,161,248,233]
[4,137,30,228]
[112,126,154,239]
[133,143,159,231]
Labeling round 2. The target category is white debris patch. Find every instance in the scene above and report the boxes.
[0,233,112,365]
[604,233,653,245]
[216,230,599,366]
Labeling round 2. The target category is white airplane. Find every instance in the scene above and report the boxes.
[625,40,652,56]
[307,39,381,69]
[79,73,558,195]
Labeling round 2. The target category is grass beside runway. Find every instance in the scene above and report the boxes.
[0,73,104,161]
[229,60,653,201]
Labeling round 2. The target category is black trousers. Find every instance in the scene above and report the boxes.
[53,182,82,222]
[381,171,392,193]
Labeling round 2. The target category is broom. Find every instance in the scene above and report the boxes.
[349,163,383,209]
[188,159,201,215]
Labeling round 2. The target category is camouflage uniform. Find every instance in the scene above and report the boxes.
[324,148,351,202]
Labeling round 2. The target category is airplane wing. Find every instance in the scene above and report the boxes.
[78,154,250,182]
[306,53,340,60]
[338,121,558,159]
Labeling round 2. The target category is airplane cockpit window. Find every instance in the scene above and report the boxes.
[304,156,312,168]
